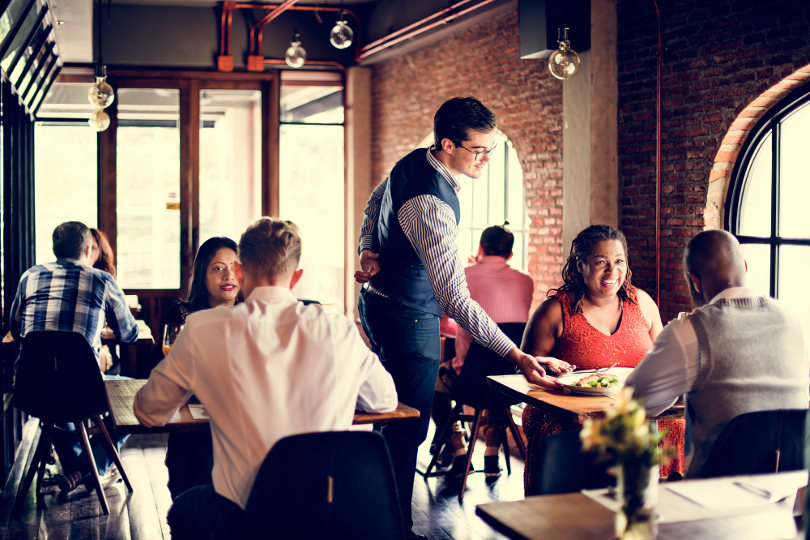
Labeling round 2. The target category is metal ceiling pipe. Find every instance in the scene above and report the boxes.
[357,0,496,62]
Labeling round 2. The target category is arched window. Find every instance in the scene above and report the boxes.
[726,84,810,324]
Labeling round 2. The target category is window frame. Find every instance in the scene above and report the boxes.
[725,82,810,298]
[92,71,279,297]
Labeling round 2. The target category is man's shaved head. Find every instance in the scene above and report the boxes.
[683,229,747,305]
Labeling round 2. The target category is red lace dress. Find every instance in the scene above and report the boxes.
[522,288,685,493]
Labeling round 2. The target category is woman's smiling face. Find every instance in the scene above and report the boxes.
[577,239,627,299]
[205,247,239,307]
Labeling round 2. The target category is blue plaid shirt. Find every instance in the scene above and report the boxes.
[10,258,139,358]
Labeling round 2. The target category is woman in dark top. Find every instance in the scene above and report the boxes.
[163,236,239,499]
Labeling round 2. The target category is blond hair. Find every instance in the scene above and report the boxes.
[238,218,301,279]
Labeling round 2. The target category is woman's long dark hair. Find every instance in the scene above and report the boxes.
[185,236,238,312]
[90,228,117,279]
[549,224,635,313]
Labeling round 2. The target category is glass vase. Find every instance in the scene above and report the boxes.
[615,459,658,539]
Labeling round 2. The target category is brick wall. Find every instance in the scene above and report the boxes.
[370,9,564,306]
[617,0,810,320]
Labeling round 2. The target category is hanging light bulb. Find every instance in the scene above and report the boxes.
[88,108,110,132]
[548,26,581,80]
[329,11,353,49]
[284,30,306,68]
[88,64,115,108]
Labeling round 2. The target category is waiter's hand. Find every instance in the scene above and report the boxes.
[508,348,565,389]
[354,250,381,284]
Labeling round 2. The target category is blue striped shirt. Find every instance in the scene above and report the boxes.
[10,259,139,358]
[358,147,515,358]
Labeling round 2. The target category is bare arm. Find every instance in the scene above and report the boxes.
[635,287,664,341]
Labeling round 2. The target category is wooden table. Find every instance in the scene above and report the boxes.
[105,379,419,434]
[487,374,684,422]
[476,471,804,540]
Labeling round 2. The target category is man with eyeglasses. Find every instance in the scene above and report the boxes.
[355,97,572,539]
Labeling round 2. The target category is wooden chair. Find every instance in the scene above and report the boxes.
[243,430,405,540]
[700,408,809,478]
[12,331,133,514]
[421,322,528,502]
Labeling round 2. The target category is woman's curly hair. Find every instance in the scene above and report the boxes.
[549,224,636,313]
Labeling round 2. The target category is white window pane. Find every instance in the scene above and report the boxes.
[778,245,810,332]
[779,102,810,239]
[199,89,262,241]
[116,88,180,289]
[739,243,770,298]
[738,134,771,237]
[279,124,344,310]
[34,124,97,264]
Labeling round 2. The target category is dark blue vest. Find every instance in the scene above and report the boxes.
[371,149,460,316]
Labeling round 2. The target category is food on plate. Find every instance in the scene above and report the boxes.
[576,373,620,388]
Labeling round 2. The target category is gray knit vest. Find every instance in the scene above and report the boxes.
[685,295,808,476]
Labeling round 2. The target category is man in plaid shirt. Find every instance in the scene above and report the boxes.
[10,220,138,493]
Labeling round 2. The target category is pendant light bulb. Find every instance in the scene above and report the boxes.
[88,108,111,132]
[285,31,306,68]
[88,65,115,108]
[329,13,353,49]
[548,26,581,80]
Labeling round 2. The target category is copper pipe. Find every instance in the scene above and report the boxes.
[263,58,346,73]
[360,0,477,52]
[653,0,662,306]
[253,5,362,57]
[357,0,495,61]
[251,0,298,56]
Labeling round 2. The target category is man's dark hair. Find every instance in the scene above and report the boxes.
[433,97,496,148]
[52,221,91,259]
[479,223,514,258]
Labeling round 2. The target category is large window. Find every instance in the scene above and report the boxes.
[279,73,344,311]
[727,84,810,329]
[116,87,181,289]
[199,89,262,241]
[34,82,99,264]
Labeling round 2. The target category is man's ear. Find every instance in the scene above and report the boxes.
[289,268,304,290]
[506,252,514,261]
[234,260,245,286]
[440,137,455,154]
[688,271,702,293]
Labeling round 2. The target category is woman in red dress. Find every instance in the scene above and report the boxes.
[521,225,684,494]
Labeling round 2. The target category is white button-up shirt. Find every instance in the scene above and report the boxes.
[134,285,397,508]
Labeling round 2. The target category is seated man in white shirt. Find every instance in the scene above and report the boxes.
[626,229,809,477]
[134,217,398,539]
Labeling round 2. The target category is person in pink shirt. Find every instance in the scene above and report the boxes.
[432,223,534,483]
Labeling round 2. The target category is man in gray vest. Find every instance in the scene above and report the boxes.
[627,229,808,477]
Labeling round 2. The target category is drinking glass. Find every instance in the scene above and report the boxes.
[162,323,184,357]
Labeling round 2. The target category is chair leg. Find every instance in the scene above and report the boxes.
[500,418,512,476]
[94,415,133,493]
[77,421,109,515]
[505,409,527,461]
[458,408,483,503]
[14,424,50,510]
[418,402,464,478]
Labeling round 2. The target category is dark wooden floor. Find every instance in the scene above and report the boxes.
[0,420,523,539]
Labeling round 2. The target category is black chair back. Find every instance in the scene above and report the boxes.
[243,430,406,540]
[527,429,615,496]
[456,322,526,408]
[700,408,809,478]
[13,331,108,423]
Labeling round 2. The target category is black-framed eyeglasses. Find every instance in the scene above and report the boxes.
[456,142,498,161]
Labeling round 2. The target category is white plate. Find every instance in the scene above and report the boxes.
[556,367,634,396]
